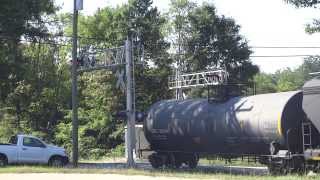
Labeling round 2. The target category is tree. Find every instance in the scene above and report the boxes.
[0,0,57,99]
[285,0,320,33]
[167,1,259,84]
[166,1,259,98]
[0,0,56,38]
[254,73,277,94]
[186,3,259,82]
[274,68,303,92]
[299,56,320,77]
[0,0,59,136]
[285,0,320,8]
[253,56,320,94]
[128,0,173,109]
[166,0,196,68]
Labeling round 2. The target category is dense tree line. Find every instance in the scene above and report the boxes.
[254,57,320,94]
[2,0,317,159]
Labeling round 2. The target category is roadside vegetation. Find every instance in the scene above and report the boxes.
[0,166,317,180]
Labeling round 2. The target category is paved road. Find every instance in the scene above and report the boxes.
[0,174,185,180]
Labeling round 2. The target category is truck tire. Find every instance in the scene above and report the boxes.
[49,156,64,167]
[0,155,8,167]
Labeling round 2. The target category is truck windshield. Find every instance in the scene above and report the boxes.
[8,136,18,145]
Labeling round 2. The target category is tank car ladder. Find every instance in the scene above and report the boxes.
[302,122,312,151]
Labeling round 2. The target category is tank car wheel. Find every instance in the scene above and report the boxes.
[270,141,280,155]
[281,166,289,175]
[268,165,281,176]
[187,154,199,169]
[164,153,181,169]
[150,159,162,169]
[167,153,183,169]
[291,156,305,174]
[149,154,163,169]
[174,161,182,168]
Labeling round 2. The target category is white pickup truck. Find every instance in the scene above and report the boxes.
[0,134,69,167]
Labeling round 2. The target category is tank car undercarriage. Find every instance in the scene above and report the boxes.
[260,149,320,175]
[145,149,320,174]
[148,152,199,169]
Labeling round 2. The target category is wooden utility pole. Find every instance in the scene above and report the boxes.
[125,38,136,168]
[71,0,79,167]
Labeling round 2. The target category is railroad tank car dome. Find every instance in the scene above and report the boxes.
[303,76,320,132]
[144,91,303,154]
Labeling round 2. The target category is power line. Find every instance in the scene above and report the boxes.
[2,33,320,50]
[1,34,320,59]
[0,32,125,44]
[251,46,320,49]
[250,55,316,58]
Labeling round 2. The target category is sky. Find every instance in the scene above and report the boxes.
[55,0,320,73]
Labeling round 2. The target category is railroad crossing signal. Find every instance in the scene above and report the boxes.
[77,45,125,73]
[74,39,139,168]
[169,69,229,100]
[116,69,126,92]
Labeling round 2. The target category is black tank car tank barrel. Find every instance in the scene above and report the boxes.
[144,91,303,155]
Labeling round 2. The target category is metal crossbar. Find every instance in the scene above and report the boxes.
[168,70,228,90]
[77,46,125,72]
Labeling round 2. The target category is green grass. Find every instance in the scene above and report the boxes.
[0,166,319,180]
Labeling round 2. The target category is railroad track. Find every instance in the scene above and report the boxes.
[77,162,269,176]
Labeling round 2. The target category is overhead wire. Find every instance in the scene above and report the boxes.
[2,33,320,49]
[0,34,319,59]
[251,46,320,49]
[250,55,317,58]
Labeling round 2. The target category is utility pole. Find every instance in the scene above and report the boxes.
[176,15,183,100]
[72,0,79,167]
[125,38,136,168]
